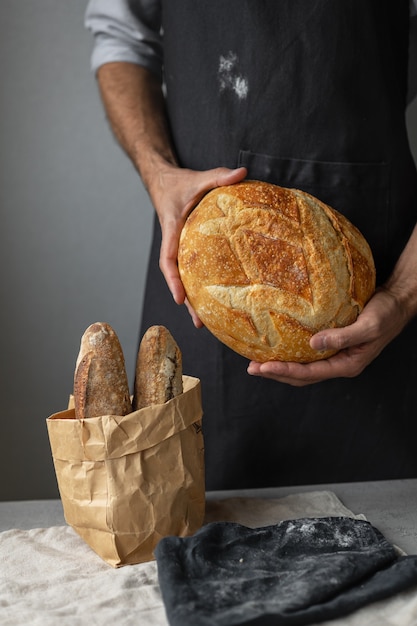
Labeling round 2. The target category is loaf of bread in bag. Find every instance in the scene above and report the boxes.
[177,180,376,363]
[74,322,132,418]
[132,325,183,410]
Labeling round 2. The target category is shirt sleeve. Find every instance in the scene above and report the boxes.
[84,0,163,79]
[411,0,417,17]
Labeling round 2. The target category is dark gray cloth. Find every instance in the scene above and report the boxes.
[155,517,417,625]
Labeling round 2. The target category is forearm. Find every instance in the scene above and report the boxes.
[96,62,177,192]
[383,222,417,324]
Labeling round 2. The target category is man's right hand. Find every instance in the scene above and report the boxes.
[148,163,247,308]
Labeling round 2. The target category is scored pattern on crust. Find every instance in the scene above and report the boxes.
[178,182,374,361]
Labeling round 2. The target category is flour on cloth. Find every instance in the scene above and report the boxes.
[156,517,417,626]
[1,491,417,626]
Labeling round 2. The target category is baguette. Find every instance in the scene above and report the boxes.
[132,325,183,410]
[74,322,132,418]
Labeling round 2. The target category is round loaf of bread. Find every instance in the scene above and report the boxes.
[178,180,376,363]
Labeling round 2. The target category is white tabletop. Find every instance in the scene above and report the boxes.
[1,478,417,554]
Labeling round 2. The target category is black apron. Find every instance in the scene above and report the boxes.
[140,0,417,490]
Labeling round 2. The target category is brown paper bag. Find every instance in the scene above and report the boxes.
[46,375,204,568]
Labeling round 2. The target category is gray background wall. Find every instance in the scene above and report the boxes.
[0,1,154,501]
[1,2,417,501]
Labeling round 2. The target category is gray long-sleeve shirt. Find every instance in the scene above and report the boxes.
[85,0,162,77]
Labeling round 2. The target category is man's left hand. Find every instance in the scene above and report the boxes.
[247,288,407,387]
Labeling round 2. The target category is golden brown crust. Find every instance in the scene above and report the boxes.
[132,325,183,410]
[73,322,132,418]
[178,181,376,363]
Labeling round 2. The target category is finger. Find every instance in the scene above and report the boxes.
[159,223,186,305]
[248,360,331,386]
[161,259,185,305]
[309,320,371,353]
[248,348,365,386]
[198,166,247,187]
[184,298,204,328]
[214,166,247,186]
[188,167,247,205]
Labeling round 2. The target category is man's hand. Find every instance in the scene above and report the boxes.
[149,164,247,308]
[247,287,408,386]
[248,218,417,386]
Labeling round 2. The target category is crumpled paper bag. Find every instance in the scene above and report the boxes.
[46,375,204,568]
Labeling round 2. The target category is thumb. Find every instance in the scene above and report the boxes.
[184,167,247,214]
[310,324,361,353]
[206,166,247,188]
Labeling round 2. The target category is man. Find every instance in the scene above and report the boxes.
[85,1,417,489]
